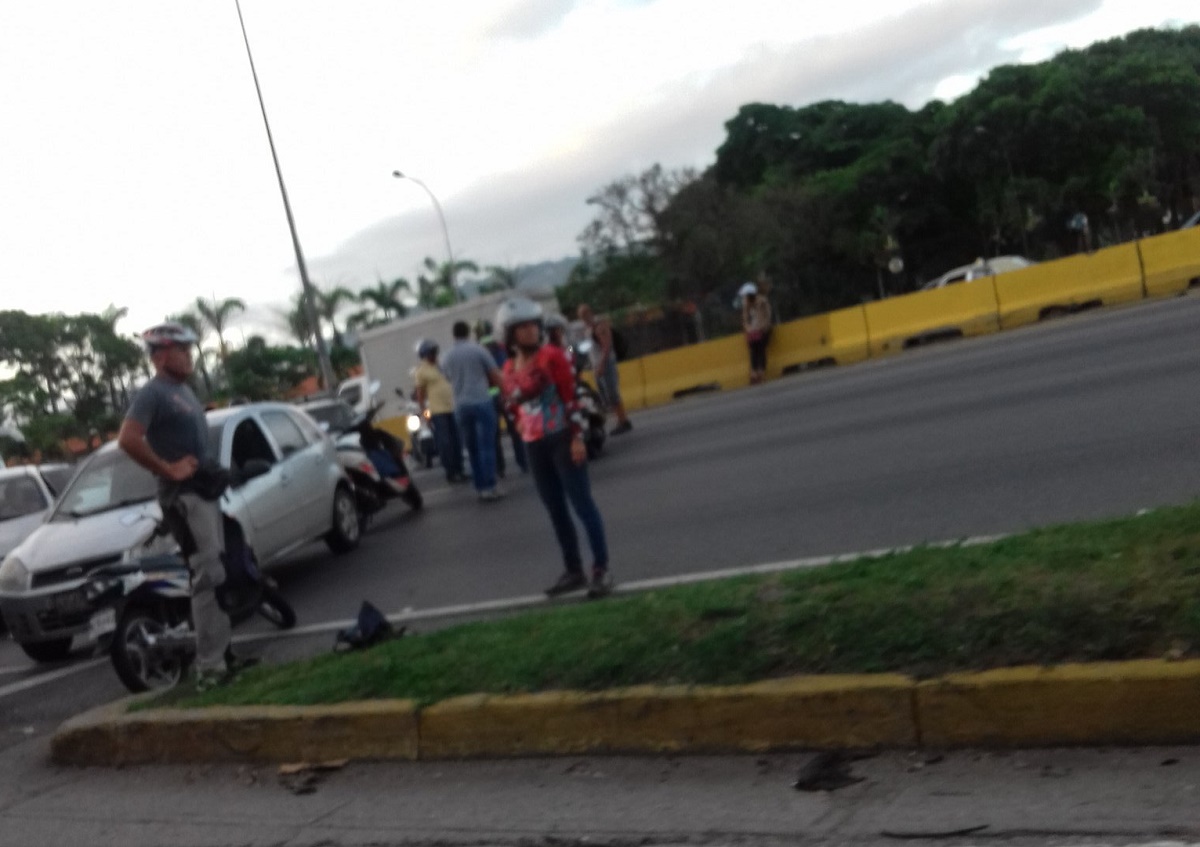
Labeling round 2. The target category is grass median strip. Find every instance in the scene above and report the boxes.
[163,503,1200,710]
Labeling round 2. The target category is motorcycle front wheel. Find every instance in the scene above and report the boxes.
[111,609,191,693]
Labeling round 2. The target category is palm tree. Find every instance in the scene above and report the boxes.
[195,296,246,362]
[167,310,214,397]
[97,304,129,410]
[485,264,521,292]
[315,284,357,348]
[357,277,411,322]
[422,256,478,306]
[281,293,318,350]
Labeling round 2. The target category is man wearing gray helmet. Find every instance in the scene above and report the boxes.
[117,322,253,690]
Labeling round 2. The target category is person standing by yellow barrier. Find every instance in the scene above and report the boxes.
[740,282,773,384]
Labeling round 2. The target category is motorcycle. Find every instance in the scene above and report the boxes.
[402,391,437,469]
[82,460,297,693]
[331,399,424,525]
[568,339,608,460]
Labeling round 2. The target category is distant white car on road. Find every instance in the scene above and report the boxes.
[0,403,360,663]
[920,255,1035,291]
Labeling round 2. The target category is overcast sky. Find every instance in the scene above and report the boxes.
[2,0,1197,343]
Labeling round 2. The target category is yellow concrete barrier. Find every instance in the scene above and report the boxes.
[639,335,749,406]
[863,278,1000,357]
[616,359,647,411]
[994,243,1145,330]
[767,306,870,377]
[418,676,918,759]
[1138,227,1200,298]
[917,660,1200,748]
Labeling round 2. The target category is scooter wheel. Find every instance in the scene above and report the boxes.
[257,585,297,630]
[110,608,191,693]
[403,484,424,511]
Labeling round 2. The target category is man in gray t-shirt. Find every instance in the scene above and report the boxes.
[117,322,237,689]
[440,321,504,500]
[124,375,208,494]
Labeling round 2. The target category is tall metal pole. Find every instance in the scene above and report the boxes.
[392,170,461,303]
[234,0,337,391]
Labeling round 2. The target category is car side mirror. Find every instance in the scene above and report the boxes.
[241,458,272,481]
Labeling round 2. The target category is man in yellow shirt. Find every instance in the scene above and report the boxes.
[413,339,467,483]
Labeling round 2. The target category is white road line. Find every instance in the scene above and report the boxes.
[0,658,106,701]
[234,533,1007,646]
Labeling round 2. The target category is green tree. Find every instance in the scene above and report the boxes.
[352,277,411,328]
[224,336,314,402]
[194,295,246,362]
[315,284,357,348]
[418,257,478,308]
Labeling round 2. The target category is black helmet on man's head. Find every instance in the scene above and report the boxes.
[141,321,197,353]
[495,296,544,345]
[415,338,439,360]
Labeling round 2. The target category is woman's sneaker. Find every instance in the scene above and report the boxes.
[587,568,614,599]
[545,571,588,597]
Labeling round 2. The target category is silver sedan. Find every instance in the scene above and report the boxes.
[0,402,360,663]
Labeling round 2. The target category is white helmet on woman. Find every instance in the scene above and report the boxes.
[495,296,544,344]
[738,282,758,298]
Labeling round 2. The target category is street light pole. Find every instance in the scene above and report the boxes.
[392,170,461,303]
[234,0,337,392]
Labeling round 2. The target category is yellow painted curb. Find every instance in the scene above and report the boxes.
[917,659,1200,748]
[419,676,917,758]
[50,660,1200,766]
[51,698,419,766]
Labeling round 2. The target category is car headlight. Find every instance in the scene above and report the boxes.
[121,530,179,563]
[406,414,422,433]
[0,555,31,594]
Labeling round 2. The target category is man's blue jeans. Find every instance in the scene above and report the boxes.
[455,400,499,492]
[526,430,608,574]
[430,412,464,480]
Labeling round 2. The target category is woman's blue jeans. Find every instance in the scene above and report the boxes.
[526,430,607,574]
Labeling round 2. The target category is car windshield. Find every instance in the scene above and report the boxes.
[52,449,157,520]
[305,402,355,432]
[40,465,74,496]
[0,476,48,522]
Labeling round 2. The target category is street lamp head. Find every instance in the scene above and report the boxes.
[392,170,405,179]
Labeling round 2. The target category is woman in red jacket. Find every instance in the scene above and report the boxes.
[496,297,612,599]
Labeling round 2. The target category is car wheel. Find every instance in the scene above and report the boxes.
[20,638,73,664]
[325,485,362,553]
[111,609,190,693]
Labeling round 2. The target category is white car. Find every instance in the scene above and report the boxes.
[920,255,1035,291]
[0,402,361,663]
[0,464,74,561]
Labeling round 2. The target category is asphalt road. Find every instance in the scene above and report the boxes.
[3,291,1200,743]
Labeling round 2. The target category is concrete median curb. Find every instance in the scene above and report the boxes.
[51,659,1200,767]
